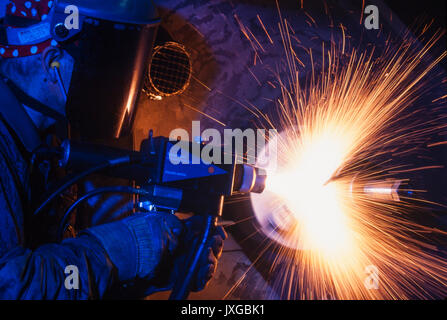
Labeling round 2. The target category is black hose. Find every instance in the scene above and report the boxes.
[33,156,132,217]
[169,214,216,300]
[57,186,149,240]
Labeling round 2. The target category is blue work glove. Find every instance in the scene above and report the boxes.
[86,212,184,284]
[144,215,227,295]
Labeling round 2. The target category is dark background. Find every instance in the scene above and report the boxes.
[385,0,446,30]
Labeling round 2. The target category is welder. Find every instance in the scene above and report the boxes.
[0,0,226,299]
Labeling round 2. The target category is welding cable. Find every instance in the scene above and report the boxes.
[57,186,150,241]
[169,214,216,300]
[33,156,134,217]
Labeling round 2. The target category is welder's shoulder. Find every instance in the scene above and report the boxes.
[0,117,28,256]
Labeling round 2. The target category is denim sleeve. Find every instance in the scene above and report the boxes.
[0,216,155,300]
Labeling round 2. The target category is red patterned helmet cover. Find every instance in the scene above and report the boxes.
[0,0,55,58]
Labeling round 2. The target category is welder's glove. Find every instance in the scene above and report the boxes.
[86,212,183,283]
[143,215,227,295]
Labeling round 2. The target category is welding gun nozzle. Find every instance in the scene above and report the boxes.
[237,164,267,194]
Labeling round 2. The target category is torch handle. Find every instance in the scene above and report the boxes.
[169,214,217,300]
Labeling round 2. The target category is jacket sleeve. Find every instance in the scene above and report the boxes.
[0,215,156,300]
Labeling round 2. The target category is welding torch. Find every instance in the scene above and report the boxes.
[36,131,267,299]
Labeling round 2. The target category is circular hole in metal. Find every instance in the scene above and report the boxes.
[144,42,192,97]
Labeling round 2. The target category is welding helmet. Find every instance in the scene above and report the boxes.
[48,0,160,140]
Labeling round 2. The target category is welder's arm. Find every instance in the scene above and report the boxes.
[0,213,182,300]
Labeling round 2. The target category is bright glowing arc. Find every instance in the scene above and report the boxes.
[265,131,353,255]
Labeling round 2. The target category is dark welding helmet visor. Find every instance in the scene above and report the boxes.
[50,0,160,140]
